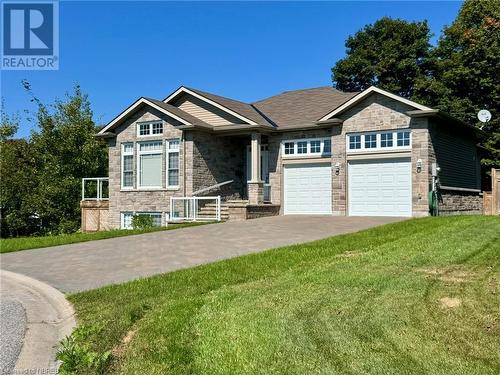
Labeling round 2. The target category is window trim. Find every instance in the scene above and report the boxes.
[137,140,163,190]
[166,138,180,189]
[136,121,163,137]
[121,211,163,229]
[281,137,332,158]
[121,143,134,190]
[346,130,412,153]
[136,211,163,227]
[121,212,134,229]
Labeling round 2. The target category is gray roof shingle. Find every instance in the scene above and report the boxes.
[252,86,359,128]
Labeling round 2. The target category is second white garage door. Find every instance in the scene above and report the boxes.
[284,163,332,215]
[348,158,412,217]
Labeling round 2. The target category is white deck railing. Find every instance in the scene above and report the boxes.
[170,196,221,222]
[82,177,109,201]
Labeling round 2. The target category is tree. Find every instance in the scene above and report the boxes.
[24,82,108,234]
[414,0,500,170]
[0,108,38,237]
[331,17,431,98]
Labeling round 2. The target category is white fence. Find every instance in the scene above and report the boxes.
[170,196,221,222]
[82,178,109,201]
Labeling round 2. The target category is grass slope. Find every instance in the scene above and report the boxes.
[69,216,500,374]
[0,222,207,253]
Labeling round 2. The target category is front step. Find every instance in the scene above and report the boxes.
[197,202,229,220]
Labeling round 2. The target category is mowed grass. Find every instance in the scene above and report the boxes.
[68,216,500,374]
[0,222,208,253]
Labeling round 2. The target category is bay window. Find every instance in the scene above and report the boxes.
[138,141,163,188]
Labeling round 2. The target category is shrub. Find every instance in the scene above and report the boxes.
[131,214,154,230]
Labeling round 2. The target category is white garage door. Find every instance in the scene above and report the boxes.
[348,158,412,217]
[284,163,332,215]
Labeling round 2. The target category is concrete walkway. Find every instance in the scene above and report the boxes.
[1,216,403,293]
[0,270,75,374]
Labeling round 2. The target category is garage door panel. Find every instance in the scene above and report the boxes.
[348,158,411,217]
[284,163,332,215]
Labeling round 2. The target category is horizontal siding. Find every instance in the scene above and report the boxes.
[175,94,242,126]
[430,123,480,190]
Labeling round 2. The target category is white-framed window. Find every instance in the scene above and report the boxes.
[281,137,332,158]
[349,135,361,150]
[137,141,163,188]
[136,212,162,227]
[121,143,134,189]
[120,211,162,229]
[365,134,377,149]
[397,131,411,147]
[121,212,134,229]
[297,141,308,154]
[310,140,321,153]
[166,139,180,188]
[347,130,411,153]
[284,142,294,155]
[137,121,163,137]
[381,133,393,148]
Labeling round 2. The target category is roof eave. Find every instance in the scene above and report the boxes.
[95,131,115,138]
[406,109,487,137]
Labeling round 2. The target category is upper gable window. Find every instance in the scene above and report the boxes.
[137,121,163,137]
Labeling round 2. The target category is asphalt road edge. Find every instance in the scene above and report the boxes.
[0,269,76,374]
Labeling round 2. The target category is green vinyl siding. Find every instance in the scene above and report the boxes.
[430,121,480,190]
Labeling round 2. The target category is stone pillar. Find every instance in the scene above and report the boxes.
[248,133,264,204]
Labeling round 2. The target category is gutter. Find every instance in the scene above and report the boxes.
[406,109,487,137]
[95,131,115,139]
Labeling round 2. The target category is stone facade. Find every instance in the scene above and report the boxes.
[439,189,482,215]
[267,128,331,208]
[107,107,185,228]
[186,132,246,200]
[103,92,481,228]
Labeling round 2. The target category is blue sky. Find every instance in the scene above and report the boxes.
[1,1,462,138]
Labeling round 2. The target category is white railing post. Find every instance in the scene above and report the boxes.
[82,178,85,201]
[193,197,197,222]
[217,195,221,221]
[97,179,101,201]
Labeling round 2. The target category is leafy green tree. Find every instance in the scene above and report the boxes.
[0,109,38,237]
[415,0,500,170]
[331,17,431,98]
[25,82,108,234]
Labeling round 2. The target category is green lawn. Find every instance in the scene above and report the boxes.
[0,222,208,254]
[67,216,500,374]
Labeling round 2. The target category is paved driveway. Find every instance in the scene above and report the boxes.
[1,216,403,293]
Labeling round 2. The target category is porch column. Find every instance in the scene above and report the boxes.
[248,132,264,204]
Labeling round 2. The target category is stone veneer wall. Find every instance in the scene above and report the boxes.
[268,128,331,208]
[439,189,482,215]
[108,107,186,229]
[335,93,431,216]
[266,93,432,217]
[186,132,246,200]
